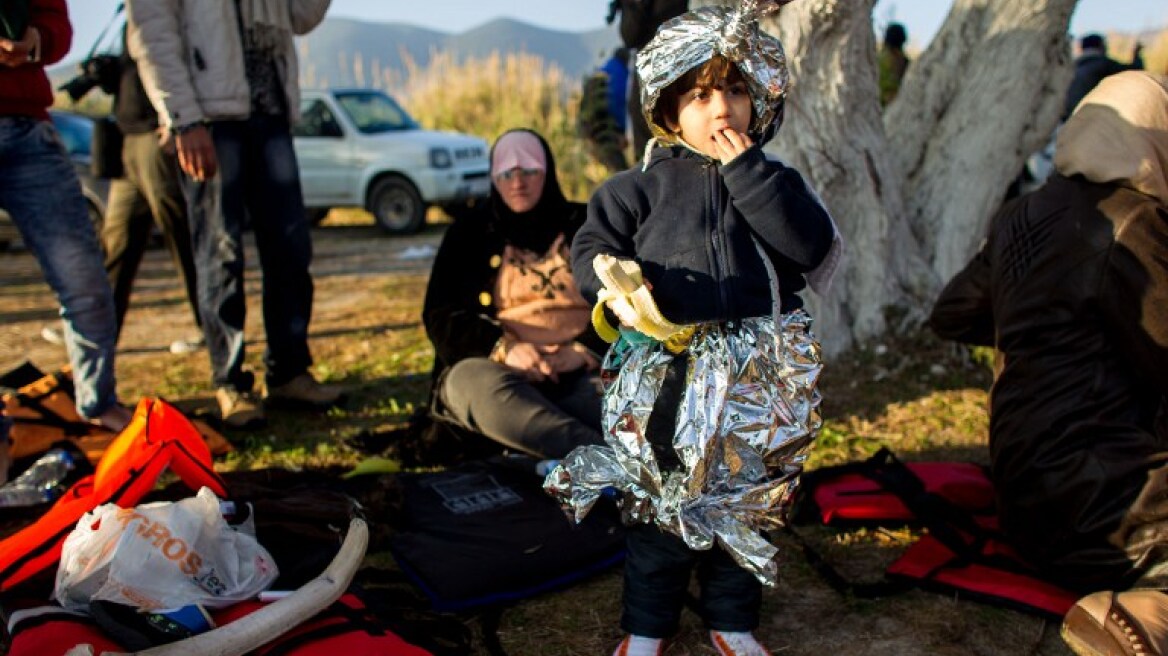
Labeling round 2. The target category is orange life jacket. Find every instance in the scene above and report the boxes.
[0,397,227,592]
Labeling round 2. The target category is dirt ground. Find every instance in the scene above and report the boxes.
[0,221,1078,655]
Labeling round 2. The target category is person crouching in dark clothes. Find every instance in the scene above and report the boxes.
[928,71,1168,656]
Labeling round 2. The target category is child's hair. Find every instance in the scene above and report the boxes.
[651,54,751,132]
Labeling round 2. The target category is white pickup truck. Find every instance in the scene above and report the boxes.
[293,89,492,234]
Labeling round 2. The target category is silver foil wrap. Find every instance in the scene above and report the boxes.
[636,0,796,143]
[545,311,822,586]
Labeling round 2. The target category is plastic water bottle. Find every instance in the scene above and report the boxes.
[0,449,76,507]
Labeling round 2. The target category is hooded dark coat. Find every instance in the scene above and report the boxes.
[929,72,1168,592]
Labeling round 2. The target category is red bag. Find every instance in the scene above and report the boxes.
[6,592,434,656]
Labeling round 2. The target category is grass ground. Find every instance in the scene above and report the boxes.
[0,213,1075,655]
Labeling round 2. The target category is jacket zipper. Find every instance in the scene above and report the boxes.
[708,162,731,318]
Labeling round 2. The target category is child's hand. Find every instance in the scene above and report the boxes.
[604,294,640,329]
[711,128,753,165]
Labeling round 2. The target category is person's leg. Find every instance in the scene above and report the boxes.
[697,546,763,633]
[184,121,249,391]
[436,358,603,458]
[621,524,693,639]
[239,114,314,388]
[0,118,119,419]
[543,368,602,433]
[128,131,201,330]
[102,165,154,332]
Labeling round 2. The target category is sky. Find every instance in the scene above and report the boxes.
[63,0,1167,63]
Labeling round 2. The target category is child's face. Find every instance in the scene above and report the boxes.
[666,79,752,159]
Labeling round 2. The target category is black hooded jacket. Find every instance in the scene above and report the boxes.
[422,130,606,383]
[571,144,835,324]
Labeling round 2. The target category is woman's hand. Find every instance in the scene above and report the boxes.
[544,343,598,374]
[503,341,557,382]
[711,127,753,165]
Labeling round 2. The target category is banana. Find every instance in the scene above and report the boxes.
[591,254,693,351]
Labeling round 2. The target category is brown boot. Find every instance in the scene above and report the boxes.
[1062,590,1168,656]
[216,387,266,430]
[264,373,346,411]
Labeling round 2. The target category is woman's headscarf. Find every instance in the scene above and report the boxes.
[487,128,576,252]
[1055,71,1168,207]
[636,0,797,145]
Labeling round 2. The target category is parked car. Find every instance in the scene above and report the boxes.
[293,89,491,234]
[0,110,110,250]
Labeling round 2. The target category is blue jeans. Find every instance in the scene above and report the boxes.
[181,115,314,390]
[0,117,119,418]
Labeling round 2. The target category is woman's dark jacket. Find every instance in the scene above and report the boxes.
[423,131,607,384]
[929,173,1168,592]
[571,145,835,323]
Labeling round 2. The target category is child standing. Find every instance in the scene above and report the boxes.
[546,2,842,655]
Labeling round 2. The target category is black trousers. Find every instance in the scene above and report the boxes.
[622,523,762,637]
[435,357,603,459]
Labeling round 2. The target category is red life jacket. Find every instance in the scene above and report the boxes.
[790,447,1080,618]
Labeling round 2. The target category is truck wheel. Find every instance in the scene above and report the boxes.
[368,177,425,235]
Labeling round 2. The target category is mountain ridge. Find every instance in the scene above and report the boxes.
[50,15,621,93]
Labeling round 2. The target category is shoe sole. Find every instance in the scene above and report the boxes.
[1060,606,1141,656]
[1061,622,1108,656]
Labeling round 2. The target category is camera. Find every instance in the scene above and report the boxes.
[59,54,121,101]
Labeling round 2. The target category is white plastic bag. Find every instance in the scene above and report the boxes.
[54,487,279,611]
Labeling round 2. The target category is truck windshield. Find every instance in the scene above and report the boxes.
[334,91,420,134]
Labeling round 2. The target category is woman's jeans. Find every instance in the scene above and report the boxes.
[180,115,314,391]
[0,117,119,418]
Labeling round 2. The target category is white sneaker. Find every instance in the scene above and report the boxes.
[710,630,772,656]
[40,325,65,346]
[169,334,206,355]
[612,635,665,656]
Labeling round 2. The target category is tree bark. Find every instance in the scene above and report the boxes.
[886,0,1076,282]
[690,0,1076,355]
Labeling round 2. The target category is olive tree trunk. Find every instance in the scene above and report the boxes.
[690,0,1076,356]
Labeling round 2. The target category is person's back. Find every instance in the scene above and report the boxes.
[877,22,908,106]
[599,47,629,133]
[613,0,688,157]
[1062,33,1143,119]
[931,70,1168,656]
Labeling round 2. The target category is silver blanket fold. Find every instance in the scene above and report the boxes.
[545,311,822,586]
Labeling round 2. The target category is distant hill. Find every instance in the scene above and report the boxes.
[50,16,622,94]
[296,17,620,90]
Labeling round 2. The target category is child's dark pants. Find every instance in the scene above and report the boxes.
[621,523,763,638]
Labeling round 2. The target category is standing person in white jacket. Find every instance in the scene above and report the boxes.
[126,0,343,429]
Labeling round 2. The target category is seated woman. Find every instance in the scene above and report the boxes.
[929,72,1168,655]
[422,128,606,460]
